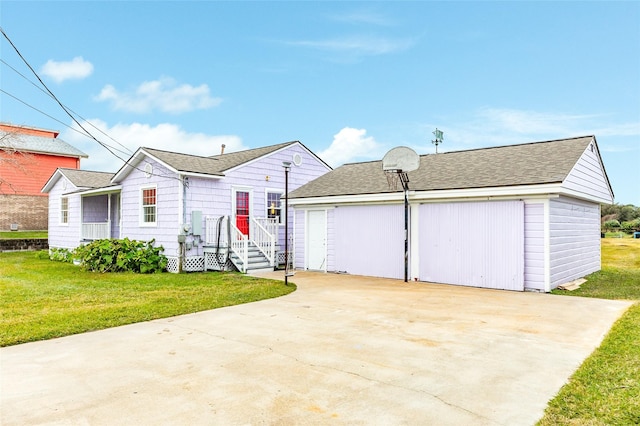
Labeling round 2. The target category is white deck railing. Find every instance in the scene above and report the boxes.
[229,221,248,273]
[204,216,278,272]
[251,217,277,266]
[82,222,110,240]
[205,216,229,246]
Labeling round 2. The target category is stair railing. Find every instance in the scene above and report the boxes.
[251,217,276,266]
[229,221,248,273]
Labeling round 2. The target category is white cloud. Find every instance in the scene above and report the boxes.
[318,127,381,167]
[95,77,222,114]
[40,57,93,83]
[286,35,414,57]
[61,120,244,172]
[330,10,395,26]
[423,107,640,153]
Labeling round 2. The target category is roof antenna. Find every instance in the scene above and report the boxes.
[220,144,226,155]
[432,128,444,153]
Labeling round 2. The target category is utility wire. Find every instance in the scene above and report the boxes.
[1,26,129,164]
[0,58,133,156]
[0,26,182,182]
[1,88,132,158]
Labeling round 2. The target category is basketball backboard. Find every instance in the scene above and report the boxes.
[382,146,420,172]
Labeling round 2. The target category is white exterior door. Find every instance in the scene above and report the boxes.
[307,210,326,271]
[418,201,524,291]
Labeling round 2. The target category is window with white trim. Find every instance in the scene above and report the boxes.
[141,187,157,225]
[266,191,283,224]
[60,197,69,224]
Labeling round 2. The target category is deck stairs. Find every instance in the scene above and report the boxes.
[228,241,275,274]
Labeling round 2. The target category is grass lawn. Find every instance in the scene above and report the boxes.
[538,238,640,425]
[0,251,294,347]
[0,231,47,239]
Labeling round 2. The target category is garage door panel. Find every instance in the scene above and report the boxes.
[335,205,404,279]
[419,201,524,290]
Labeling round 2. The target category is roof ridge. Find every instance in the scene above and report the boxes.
[209,140,298,159]
[431,135,594,157]
[142,146,221,160]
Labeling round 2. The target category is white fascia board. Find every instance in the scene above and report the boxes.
[112,148,180,183]
[411,183,567,202]
[179,171,224,180]
[289,192,405,206]
[289,183,568,207]
[78,185,122,196]
[41,169,63,193]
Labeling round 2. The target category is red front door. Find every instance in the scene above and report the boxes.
[236,191,249,235]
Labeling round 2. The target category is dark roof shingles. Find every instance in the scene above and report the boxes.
[289,136,593,199]
[60,168,114,189]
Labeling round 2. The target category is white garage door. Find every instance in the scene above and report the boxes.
[419,201,524,291]
[334,205,404,279]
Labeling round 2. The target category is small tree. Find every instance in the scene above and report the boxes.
[603,219,621,232]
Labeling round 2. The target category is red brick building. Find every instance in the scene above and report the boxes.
[0,123,87,230]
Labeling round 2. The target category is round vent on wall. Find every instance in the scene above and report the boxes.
[144,163,153,178]
[293,153,303,166]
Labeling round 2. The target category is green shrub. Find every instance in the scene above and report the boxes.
[603,219,621,231]
[48,248,73,263]
[73,238,167,273]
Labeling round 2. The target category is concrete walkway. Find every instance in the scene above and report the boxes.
[1,272,632,425]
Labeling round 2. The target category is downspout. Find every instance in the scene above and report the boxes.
[178,174,188,273]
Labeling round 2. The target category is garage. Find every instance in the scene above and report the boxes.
[288,136,614,292]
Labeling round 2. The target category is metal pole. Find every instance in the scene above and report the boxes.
[404,187,408,283]
[283,162,291,285]
[400,172,409,283]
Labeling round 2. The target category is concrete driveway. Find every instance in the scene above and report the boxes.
[1,272,632,426]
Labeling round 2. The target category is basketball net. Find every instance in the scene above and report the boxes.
[385,170,410,191]
[384,170,400,191]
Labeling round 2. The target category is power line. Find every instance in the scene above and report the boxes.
[0,88,132,158]
[0,26,183,182]
[1,26,130,164]
[0,58,133,156]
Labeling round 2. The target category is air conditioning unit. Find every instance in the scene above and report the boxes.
[10,223,19,231]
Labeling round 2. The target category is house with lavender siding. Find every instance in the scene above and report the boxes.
[287,136,614,292]
[43,141,331,273]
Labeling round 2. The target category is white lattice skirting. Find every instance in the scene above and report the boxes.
[166,254,233,273]
[205,252,234,271]
[277,251,293,266]
[184,256,205,272]
[166,257,179,273]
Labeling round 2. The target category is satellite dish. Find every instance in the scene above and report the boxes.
[382,146,420,172]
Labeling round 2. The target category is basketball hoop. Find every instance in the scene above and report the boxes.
[381,146,420,283]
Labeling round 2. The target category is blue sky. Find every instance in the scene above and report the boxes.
[2,1,638,205]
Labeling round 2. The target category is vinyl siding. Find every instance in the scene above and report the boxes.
[549,196,601,288]
[191,144,330,253]
[119,158,181,254]
[47,178,82,249]
[562,142,613,203]
[334,204,404,279]
[524,202,545,291]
